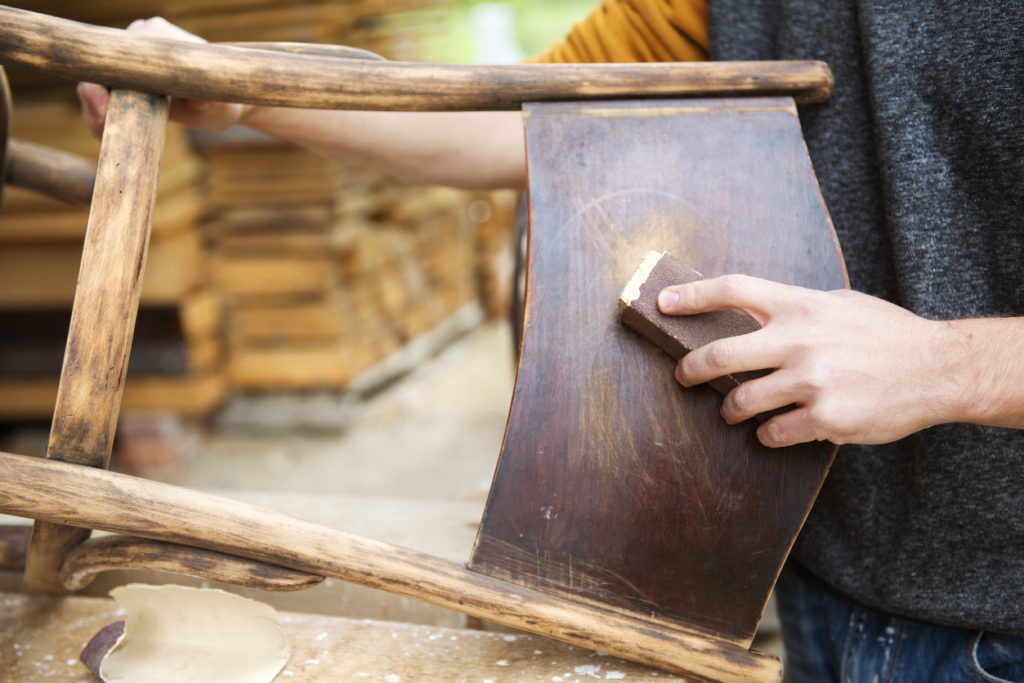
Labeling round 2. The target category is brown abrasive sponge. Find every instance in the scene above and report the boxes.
[618,251,776,422]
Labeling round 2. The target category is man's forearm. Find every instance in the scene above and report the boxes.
[656,275,1024,447]
[239,106,527,191]
[944,317,1024,430]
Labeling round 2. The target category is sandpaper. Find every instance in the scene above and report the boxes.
[619,251,779,421]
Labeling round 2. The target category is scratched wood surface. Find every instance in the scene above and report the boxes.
[0,592,689,683]
[21,89,169,594]
[60,535,323,592]
[469,98,848,646]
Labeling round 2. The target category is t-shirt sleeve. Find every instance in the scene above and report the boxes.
[524,0,708,64]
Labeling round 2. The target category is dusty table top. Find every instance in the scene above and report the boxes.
[0,591,682,683]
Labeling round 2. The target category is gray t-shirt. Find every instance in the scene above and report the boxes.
[708,0,1024,634]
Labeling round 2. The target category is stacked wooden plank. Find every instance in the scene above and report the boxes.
[0,96,227,420]
[0,0,516,408]
[201,136,484,391]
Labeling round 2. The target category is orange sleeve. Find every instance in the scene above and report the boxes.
[524,0,708,64]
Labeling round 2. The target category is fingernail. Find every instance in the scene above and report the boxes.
[674,363,685,385]
[658,290,679,311]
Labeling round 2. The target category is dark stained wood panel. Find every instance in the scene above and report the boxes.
[469,98,848,645]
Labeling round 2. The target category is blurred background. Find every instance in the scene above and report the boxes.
[0,0,598,468]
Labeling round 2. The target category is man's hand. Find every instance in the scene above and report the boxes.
[656,275,1024,448]
[77,17,246,138]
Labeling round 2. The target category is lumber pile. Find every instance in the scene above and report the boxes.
[201,135,501,391]
[0,0,519,416]
[0,96,227,420]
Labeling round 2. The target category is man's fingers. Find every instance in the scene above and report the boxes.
[677,331,786,387]
[169,99,245,132]
[128,16,206,43]
[720,370,802,425]
[658,274,797,322]
[756,409,815,448]
[76,82,109,139]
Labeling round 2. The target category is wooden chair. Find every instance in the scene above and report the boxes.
[0,6,846,683]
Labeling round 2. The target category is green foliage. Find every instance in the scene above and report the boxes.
[438,0,596,63]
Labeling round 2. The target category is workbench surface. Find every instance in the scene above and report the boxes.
[0,591,681,682]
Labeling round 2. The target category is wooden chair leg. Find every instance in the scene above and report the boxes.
[21,89,169,594]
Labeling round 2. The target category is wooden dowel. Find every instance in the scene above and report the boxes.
[0,525,29,571]
[0,5,832,109]
[5,138,96,206]
[0,451,782,683]
[60,535,324,592]
[21,89,169,595]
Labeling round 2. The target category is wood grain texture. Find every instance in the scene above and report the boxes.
[469,99,848,646]
[0,6,832,109]
[5,138,96,206]
[60,535,324,592]
[0,451,782,683]
[22,89,169,595]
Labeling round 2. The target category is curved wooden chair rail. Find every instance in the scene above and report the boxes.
[0,5,831,110]
[60,535,325,592]
[0,450,782,683]
[3,138,96,206]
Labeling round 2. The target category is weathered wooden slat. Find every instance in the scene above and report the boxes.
[0,451,782,683]
[0,5,833,110]
[21,89,169,595]
[5,138,96,206]
[60,535,324,592]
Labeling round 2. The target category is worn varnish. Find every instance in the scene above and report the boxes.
[469,99,848,646]
[22,89,169,594]
[0,451,782,683]
[60,535,324,592]
[0,6,832,110]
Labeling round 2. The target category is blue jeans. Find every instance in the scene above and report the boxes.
[775,563,1024,683]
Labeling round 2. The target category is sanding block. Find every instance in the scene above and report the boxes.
[619,251,774,419]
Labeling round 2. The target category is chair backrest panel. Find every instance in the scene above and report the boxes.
[469,98,847,646]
